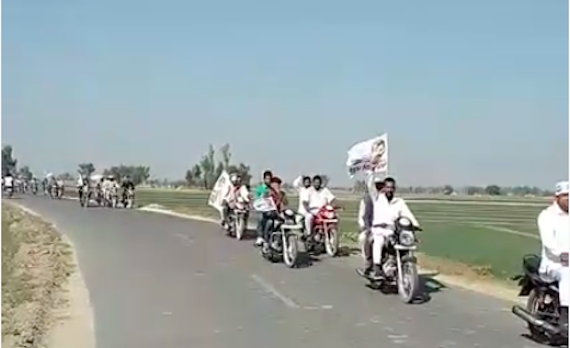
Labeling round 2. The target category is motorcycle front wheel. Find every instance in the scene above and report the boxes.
[235,216,246,240]
[282,232,299,268]
[324,227,340,257]
[398,260,420,303]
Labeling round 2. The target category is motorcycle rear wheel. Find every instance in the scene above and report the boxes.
[526,289,551,343]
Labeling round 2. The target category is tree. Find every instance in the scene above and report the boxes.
[18,165,33,181]
[485,185,501,196]
[320,174,330,186]
[2,145,17,176]
[443,185,454,195]
[78,163,96,177]
[58,172,74,181]
[220,143,231,169]
[191,164,202,183]
[185,169,195,186]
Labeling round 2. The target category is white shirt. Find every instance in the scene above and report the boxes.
[370,194,420,228]
[4,177,14,187]
[538,203,569,273]
[305,187,335,212]
[298,187,311,215]
[77,176,85,187]
[222,184,249,203]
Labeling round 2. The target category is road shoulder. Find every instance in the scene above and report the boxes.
[3,202,96,348]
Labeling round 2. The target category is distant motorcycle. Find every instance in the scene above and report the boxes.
[511,254,567,345]
[107,187,119,208]
[123,189,135,209]
[226,198,249,240]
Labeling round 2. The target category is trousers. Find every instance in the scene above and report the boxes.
[361,227,393,264]
[542,265,569,306]
[303,213,314,235]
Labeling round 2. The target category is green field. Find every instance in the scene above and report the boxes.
[65,187,546,279]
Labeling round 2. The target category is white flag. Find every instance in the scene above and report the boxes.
[208,170,231,212]
[346,133,388,177]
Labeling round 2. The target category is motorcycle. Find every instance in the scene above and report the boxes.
[108,187,119,208]
[123,189,135,209]
[305,205,340,257]
[226,198,249,240]
[79,185,91,208]
[30,183,37,195]
[4,186,14,198]
[511,254,567,344]
[261,209,302,268]
[359,217,422,303]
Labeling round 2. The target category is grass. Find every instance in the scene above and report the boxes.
[64,187,546,279]
[2,203,72,348]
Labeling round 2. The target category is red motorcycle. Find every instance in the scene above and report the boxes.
[305,205,340,257]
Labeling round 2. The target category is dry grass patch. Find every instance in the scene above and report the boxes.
[2,204,72,348]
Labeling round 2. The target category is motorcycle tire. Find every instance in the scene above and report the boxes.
[398,260,420,304]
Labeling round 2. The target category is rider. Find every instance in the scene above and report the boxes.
[254,170,274,246]
[76,173,87,200]
[297,176,312,236]
[4,172,14,193]
[365,176,420,280]
[301,175,336,237]
[121,175,136,203]
[538,181,569,331]
[220,173,250,228]
[357,176,384,277]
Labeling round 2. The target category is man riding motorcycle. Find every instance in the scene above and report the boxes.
[77,173,88,201]
[254,170,274,246]
[121,175,136,205]
[537,181,569,332]
[3,172,14,196]
[220,173,250,229]
[357,176,384,275]
[295,176,312,235]
[102,175,119,204]
[301,175,336,237]
[357,176,420,280]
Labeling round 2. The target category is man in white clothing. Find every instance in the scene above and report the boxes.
[296,176,312,235]
[538,181,569,331]
[301,175,336,236]
[357,176,384,277]
[220,173,250,228]
[362,177,419,280]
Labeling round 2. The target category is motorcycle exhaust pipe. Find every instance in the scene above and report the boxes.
[512,305,561,335]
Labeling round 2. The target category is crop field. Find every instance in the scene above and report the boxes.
[61,187,545,279]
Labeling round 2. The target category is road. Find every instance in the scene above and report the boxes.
[18,195,541,348]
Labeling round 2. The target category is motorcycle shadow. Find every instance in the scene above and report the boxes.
[365,271,446,304]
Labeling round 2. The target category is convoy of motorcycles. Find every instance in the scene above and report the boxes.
[4,175,566,343]
[222,199,423,305]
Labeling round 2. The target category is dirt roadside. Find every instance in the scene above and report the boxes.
[2,203,95,348]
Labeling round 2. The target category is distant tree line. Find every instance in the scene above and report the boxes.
[351,180,554,197]
[184,143,252,190]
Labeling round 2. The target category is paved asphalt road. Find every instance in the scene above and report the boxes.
[16,195,542,348]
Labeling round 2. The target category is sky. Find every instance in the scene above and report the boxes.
[2,0,568,188]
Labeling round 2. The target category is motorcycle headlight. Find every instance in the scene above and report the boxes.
[399,230,415,246]
[284,209,295,217]
[397,217,412,228]
[325,211,335,219]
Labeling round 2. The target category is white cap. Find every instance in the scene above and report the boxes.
[555,181,569,196]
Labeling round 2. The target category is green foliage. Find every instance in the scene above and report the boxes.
[2,145,17,176]
[186,143,252,190]
[78,163,96,177]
